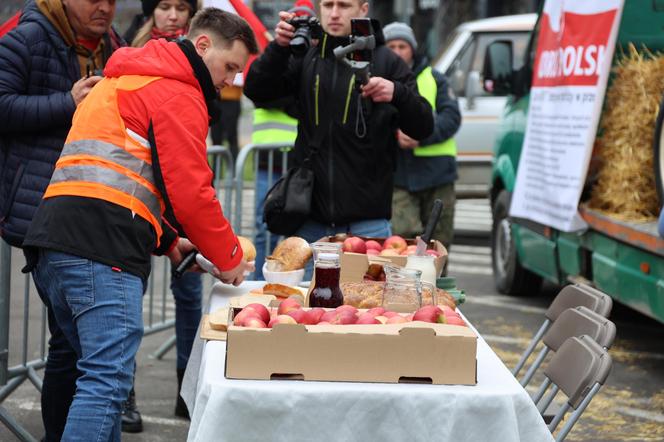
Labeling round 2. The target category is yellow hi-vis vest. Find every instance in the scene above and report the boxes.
[414,66,457,157]
[251,108,297,144]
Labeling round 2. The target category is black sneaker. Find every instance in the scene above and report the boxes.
[174,368,190,419]
[121,387,143,433]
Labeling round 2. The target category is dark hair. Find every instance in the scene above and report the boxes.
[189,8,259,55]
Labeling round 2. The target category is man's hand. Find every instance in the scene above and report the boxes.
[274,11,296,47]
[71,76,102,105]
[167,238,197,267]
[361,77,395,103]
[211,260,255,286]
[397,130,418,149]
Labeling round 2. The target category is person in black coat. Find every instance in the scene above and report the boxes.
[0,0,121,439]
[244,0,433,252]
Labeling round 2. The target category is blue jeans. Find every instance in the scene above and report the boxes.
[170,272,202,370]
[33,250,144,442]
[295,218,392,280]
[254,168,282,279]
[30,271,80,442]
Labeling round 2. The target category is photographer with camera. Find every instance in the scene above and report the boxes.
[244,0,433,256]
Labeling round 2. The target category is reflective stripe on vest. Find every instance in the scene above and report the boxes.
[252,108,297,145]
[414,66,457,158]
[43,76,166,242]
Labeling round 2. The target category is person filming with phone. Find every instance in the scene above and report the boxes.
[244,0,433,261]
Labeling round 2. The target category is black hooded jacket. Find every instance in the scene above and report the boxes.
[244,24,433,226]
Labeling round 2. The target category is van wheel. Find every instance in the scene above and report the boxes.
[491,190,542,296]
[653,94,664,202]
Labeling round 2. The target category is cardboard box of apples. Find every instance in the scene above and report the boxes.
[225,299,477,385]
[317,234,448,283]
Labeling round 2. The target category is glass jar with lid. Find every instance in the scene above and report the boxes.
[309,242,344,308]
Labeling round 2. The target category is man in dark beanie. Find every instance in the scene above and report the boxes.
[384,21,461,252]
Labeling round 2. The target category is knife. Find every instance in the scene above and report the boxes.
[172,249,199,279]
[415,199,444,256]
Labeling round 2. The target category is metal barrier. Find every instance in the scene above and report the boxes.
[232,143,293,269]
[0,145,234,440]
[149,145,234,359]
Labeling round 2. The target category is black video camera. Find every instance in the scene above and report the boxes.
[288,16,323,56]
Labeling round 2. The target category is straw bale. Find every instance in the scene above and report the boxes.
[588,44,664,222]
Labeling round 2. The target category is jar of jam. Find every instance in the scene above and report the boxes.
[309,242,344,308]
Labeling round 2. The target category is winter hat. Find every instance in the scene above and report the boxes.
[383,22,418,51]
[289,0,315,17]
[142,0,198,18]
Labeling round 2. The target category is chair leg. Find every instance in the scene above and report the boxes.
[520,346,549,387]
[548,402,570,433]
[554,384,601,442]
[513,319,551,377]
[532,378,551,405]
[539,384,560,414]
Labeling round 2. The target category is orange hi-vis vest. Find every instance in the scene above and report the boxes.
[44,75,166,242]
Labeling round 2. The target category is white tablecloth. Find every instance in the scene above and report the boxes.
[182,282,553,442]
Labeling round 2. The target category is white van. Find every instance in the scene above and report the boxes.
[432,14,536,197]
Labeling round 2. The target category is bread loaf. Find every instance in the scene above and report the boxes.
[266,236,312,271]
[238,236,256,262]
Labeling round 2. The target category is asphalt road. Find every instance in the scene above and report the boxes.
[1,208,663,441]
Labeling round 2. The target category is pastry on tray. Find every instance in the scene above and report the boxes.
[340,281,456,310]
[249,283,304,300]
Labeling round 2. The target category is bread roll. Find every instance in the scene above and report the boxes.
[209,307,229,331]
[238,236,256,262]
[266,236,312,271]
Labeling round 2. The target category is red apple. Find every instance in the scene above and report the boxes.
[438,305,456,315]
[286,309,307,324]
[379,248,400,257]
[342,236,367,254]
[334,311,358,325]
[244,303,270,324]
[426,249,441,257]
[383,235,407,253]
[356,313,381,324]
[277,298,302,315]
[303,308,325,325]
[444,316,467,327]
[366,307,385,316]
[405,314,414,321]
[233,309,259,326]
[268,315,297,327]
[374,315,388,324]
[366,249,380,256]
[365,240,383,251]
[242,316,267,328]
[401,245,418,256]
[413,305,443,323]
[336,305,358,315]
[317,321,331,325]
[386,315,409,324]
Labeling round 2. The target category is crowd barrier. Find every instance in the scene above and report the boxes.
[0,143,291,440]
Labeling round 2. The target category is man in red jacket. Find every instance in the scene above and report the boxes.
[23,8,257,440]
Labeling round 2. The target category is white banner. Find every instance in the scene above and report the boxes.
[509,0,624,231]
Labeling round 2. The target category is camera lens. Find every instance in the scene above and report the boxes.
[290,29,310,56]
